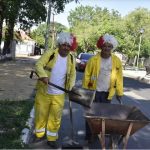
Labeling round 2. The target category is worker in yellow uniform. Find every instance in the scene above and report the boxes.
[34,32,78,148]
[82,33,123,142]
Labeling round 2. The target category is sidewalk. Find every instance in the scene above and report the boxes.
[0,55,40,100]
[123,69,150,84]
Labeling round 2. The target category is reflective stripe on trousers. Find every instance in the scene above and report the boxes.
[34,128,45,138]
[47,130,58,137]
[35,128,45,133]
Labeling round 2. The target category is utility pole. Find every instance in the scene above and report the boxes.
[136,34,142,68]
[51,12,55,49]
[136,28,144,69]
[44,0,52,51]
[0,0,4,54]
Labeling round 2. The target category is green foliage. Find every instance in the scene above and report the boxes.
[52,0,74,13]
[0,0,75,53]
[1,0,47,54]
[3,0,21,23]
[124,8,150,58]
[1,1,150,60]
[0,100,34,149]
[18,0,47,30]
[68,6,150,59]
[141,39,150,58]
[68,6,122,54]
[30,22,67,48]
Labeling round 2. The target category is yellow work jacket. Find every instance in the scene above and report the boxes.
[82,53,123,100]
[35,49,76,94]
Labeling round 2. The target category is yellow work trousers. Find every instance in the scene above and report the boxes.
[34,90,65,141]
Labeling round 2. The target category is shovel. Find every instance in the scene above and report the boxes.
[30,70,81,96]
[61,99,83,149]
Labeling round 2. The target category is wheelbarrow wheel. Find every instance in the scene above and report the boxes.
[108,134,121,149]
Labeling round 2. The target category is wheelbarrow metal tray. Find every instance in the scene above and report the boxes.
[85,103,150,136]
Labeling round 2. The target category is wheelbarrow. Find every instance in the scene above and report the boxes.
[84,103,150,149]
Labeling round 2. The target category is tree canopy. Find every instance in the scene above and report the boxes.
[67,6,150,60]
[0,0,75,54]
[30,22,67,48]
[1,1,150,65]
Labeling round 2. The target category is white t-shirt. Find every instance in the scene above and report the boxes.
[47,54,67,94]
[96,57,112,92]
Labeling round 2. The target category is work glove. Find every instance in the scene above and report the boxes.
[116,95,122,104]
[39,77,49,85]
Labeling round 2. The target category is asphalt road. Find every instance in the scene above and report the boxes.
[122,77,150,149]
[71,71,150,149]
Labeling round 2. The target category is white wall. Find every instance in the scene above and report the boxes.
[0,41,4,50]
[16,41,35,55]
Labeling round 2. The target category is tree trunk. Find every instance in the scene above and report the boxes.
[3,20,15,55]
[0,0,4,53]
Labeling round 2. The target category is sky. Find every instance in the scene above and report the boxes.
[54,0,150,27]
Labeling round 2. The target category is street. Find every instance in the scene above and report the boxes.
[60,71,150,149]
[122,77,150,149]
[29,70,150,149]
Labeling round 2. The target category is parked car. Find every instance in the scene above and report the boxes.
[76,53,94,71]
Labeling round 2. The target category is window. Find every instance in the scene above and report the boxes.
[80,54,94,60]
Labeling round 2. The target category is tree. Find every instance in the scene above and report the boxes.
[30,22,67,48]
[68,5,150,63]
[0,0,5,53]
[1,0,77,55]
[18,0,47,30]
[44,0,76,50]
[2,0,22,54]
[2,0,47,55]
[68,6,122,54]
[124,8,150,60]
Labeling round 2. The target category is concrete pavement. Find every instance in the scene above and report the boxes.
[0,56,38,100]
[123,69,150,84]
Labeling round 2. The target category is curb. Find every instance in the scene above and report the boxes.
[137,76,150,84]
[21,107,35,145]
[124,74,150,84]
